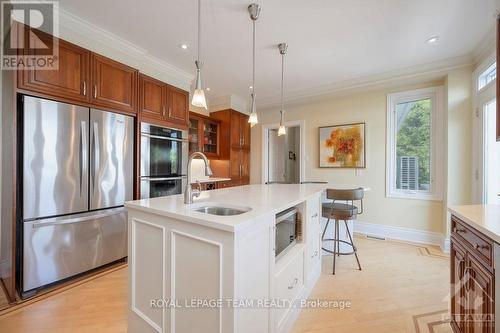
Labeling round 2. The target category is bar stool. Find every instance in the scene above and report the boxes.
[321,188,364,275]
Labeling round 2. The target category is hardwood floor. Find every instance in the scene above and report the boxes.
[0,237,451,333]
[291,237,451,333]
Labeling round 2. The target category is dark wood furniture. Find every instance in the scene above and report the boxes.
[210,109,250,186]
[188,112,220,158]
[450,215,495,333]
[139,74,189,129]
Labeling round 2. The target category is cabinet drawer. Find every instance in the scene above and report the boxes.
[274,248,305,328]
[452,217,493,269]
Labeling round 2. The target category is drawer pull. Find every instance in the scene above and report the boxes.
[311,213,318,218]
[311,250,319,258]
[453,227,465,233]
[288,278,298,290]
[473,243,489,250]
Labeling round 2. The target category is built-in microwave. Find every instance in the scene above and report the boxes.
[275,207,299,259]
[140,123,188,199]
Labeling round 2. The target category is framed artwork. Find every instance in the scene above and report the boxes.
[319,122,366,168]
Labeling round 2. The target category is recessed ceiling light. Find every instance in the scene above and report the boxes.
[180,43,188,50]
[206,87,210,91]
[426,36,439,44]
[249,86,253,90]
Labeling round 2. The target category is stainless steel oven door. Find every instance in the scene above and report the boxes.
[140,176,187,199]
[140,126,188,178]
[22,207,127,293]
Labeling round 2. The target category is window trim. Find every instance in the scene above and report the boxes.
[386,86,444,201]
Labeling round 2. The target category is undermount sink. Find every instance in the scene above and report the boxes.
[192,205,251,216]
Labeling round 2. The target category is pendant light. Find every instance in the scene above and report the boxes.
[191,0,208,109]
[277,43,288,136]
[248,3,261,127]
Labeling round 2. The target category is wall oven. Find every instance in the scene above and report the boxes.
[140,123,188,199]
[275,207,299,259]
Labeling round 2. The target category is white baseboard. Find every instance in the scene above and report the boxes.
[441,238,450,254]
[353,221,447,250]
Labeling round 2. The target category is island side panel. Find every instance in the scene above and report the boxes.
[127,208,235,333]
[233,212,274,333]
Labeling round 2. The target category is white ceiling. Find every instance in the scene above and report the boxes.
[59,0,497,108]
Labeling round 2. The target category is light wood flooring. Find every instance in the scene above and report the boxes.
[0,237,451,333]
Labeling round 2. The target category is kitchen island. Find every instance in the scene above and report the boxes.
[125,184,327,333]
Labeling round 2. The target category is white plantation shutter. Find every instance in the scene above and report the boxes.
[399,156,419,190]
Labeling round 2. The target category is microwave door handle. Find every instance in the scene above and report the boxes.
[141,133,188,142]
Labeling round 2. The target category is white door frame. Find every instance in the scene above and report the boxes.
[261,120,306,184]
[472,52,496,203]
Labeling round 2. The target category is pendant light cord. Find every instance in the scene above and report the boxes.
[197,0,201,62]
[280,51,284,117]
[252,19,256,96]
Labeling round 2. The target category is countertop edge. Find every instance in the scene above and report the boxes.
[448,206,500,244]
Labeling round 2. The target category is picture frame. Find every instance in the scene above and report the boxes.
[318,122,366,168]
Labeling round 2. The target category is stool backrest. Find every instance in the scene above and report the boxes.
[326,187,364,201]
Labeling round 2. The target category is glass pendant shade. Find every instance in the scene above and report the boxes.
[191,64,207,109]
[248,92,258,127]
[277,124,286,136]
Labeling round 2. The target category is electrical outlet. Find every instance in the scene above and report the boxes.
[355,169,363,176]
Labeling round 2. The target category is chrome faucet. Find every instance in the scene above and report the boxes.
[184,152,213,204]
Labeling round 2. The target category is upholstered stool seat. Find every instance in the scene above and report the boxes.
[321,188,364,275]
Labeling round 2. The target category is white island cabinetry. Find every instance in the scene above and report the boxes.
[125,185,324,333]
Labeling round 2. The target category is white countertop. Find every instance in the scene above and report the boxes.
[449,205,500,243]
[126,184,329,232]
[191,177,231,184]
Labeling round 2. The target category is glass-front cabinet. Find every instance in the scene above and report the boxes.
[188,113,220,158]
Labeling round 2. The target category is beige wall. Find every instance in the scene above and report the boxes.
[250,68,473,235]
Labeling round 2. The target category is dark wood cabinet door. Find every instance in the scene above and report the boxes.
[451,240,467,333]
[91,53,138,114]
[241,149,250,179]
[139,74,165,119]
[19,33,90,103]
[468,256,495,333]
[240,114,250,150]
[166,85,188,126]
[230,113,242,148]
[230,148,241,179]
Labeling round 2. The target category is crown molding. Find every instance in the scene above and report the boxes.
[257,54,473,110]
[57,8,193,91]
[471,26,496,68]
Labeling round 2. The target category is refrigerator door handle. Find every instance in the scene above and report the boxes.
[31,208,124,229]
[79,121,86,196]
[92,122,100,194]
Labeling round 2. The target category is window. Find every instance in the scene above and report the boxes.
[386,87,444,200]
[478,62,496,91]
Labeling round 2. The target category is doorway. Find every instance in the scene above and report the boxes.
[262,121,305,184]
[472,55,499,204]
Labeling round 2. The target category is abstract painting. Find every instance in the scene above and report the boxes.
[319,123,365,168]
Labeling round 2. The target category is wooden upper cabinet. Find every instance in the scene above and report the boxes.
[139,74,165,119]
[91,53,138,114]
[240,114,250,150]
[18,32,90,103]
[166,85,189,126]
[230,112,242,148]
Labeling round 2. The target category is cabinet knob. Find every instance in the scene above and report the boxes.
[288,278,298,290]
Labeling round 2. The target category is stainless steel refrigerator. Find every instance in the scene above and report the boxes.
[21,95,134,296]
